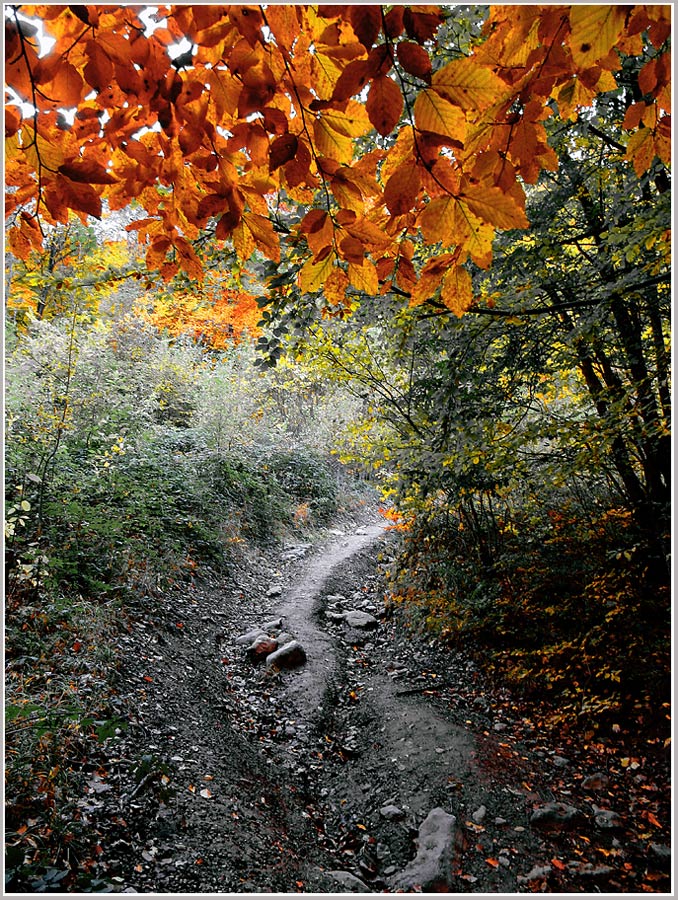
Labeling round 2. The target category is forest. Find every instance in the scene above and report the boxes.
[4,3,671,894]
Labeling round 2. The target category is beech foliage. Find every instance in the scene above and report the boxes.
[5,5,671,314]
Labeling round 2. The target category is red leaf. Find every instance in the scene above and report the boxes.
[366,74,403,136]
[397,41,432,80]
[269,133,298,172]
[58,159,117,184]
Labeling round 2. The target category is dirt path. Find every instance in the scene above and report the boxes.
[103,522,671,894]
[273,523,385,713]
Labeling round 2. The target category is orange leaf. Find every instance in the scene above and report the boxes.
[332,59,372,102]
[384,163,421,216]
[645,811,662,829]
[366,75,403,137]
[242,213,280,262]
[440,265,473,316]
[485,857,500,868]
[551,858,566,870]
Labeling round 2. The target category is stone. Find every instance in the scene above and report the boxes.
[266,585,283,598]
[517,864,552,884]
[472,805,486,824]
[343,610,379,629]
[649,843,671,869]
[493,722,507,731]
[390,808,460,892]
[325,611,346,623]
[276,631,294,645]
[266,640,307,669]
[592,805,623,830]
[552,755,570,767]
[325,594,346,603]
[246,636,278,663]
[380,804,405,821]
[581,772,610,791]
[261,617,284,632]
[235,627,266,646]
[530,802,584,831]
[328,871,370,892]
[567,861,615,881]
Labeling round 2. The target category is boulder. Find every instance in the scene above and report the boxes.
[530,802,584,831]
[266,640,307,669]
[246,636,278,663]
[276,631,294,645]
[235,627,266,646]
[261,617,284,632]
[343,610,379,629]
[390,808,460,892]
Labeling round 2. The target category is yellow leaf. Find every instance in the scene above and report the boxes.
[348,259,379,295]
[322,102,373,138]
[568,6,626,68]
[462,184,529,231]
[232,219,256,261]
[440,265,473,316]
[314,116,353,164]
[299,250,337,294]
[413,89,466,141]
[462,209,494,269]
[21,122,65,172]
[432,57,508,112]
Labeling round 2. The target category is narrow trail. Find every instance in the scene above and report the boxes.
[108,521,671,894]
[273,522,386,713]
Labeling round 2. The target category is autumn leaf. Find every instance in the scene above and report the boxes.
[418,196,457,245]
[299,251,337,294]
[567,5,626,68]
[58,160,118,185]
[348,259,379,294]
[366,75,403,136]
[242,213,280,262]
[432,56,508,112]
[440,264,473,316]
[461,184,529,231]
[413,89,466,142]
[397,41,432,80]
[384,164,422,216]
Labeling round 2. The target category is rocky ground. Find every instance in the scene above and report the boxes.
[80,516,671,894]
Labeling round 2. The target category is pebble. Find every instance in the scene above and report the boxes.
[472,805,486,824]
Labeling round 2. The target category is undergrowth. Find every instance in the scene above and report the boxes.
[386,499,671,746]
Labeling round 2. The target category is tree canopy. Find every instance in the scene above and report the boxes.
[5,4,671,314]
